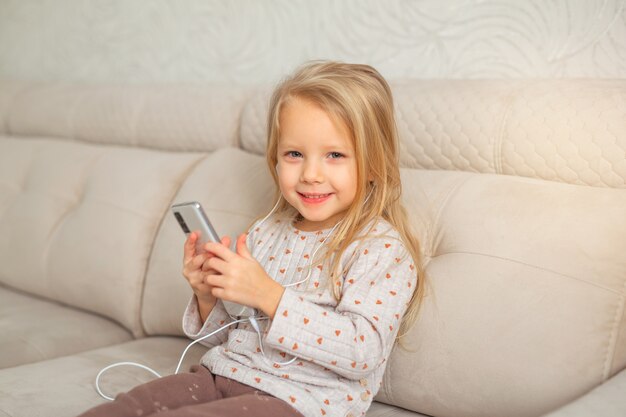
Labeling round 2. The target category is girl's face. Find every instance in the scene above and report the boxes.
[276,97,358,232]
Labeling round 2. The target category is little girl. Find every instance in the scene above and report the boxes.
[79,61,425,417]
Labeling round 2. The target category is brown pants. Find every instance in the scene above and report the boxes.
[78,365,303,417]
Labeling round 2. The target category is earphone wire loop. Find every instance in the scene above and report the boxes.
[95,317,256,401]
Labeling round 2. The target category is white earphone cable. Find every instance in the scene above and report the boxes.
[95,317,259,401]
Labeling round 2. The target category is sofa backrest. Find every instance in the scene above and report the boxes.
[384,168,626,417]
[0,81,251,152]
[0,82,250,336]
[384,80,624,416]
[0,135,204,337]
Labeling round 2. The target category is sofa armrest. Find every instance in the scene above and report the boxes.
[542,368,626,417]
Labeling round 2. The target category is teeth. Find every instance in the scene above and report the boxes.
[303,193,329,199]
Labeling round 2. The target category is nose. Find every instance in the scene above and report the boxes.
[301,159,324,183]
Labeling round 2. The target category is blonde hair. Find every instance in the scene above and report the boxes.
[264,61,425,341]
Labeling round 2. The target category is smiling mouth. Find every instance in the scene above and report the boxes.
[298,192,332,199]
[298,192,333,204]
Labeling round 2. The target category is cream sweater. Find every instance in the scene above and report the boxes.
[183,213,417,417]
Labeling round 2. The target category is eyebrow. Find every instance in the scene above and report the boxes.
[278,141,351,151]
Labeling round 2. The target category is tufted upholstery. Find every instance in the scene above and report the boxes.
[241,80,626,188]
[0,80,624,417]
[0,136,203,336]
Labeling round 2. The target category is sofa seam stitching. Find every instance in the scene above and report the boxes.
[437,250,622,296]
[423,175,474,262]
[603,277,626,380]
[42,152,105,299]
[493,81,532,176]
[493,85,513,174]
[383,174,472,402]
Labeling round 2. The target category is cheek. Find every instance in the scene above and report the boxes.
[335,166,358,196]
[277,166,296,190]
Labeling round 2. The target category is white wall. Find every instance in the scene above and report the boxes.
[0,0,624,84]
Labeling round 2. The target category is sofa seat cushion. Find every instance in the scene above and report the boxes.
[367,402,432,417]
[0,337,206,417]
[0,286,132,368]
[0,334,428,417]
[543,367,626,417]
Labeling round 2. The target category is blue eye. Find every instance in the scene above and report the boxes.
[329,152,344,159]
[286,151,302,158]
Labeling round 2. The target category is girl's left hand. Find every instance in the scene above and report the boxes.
[204,233,285,319]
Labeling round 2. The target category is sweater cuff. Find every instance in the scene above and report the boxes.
[182,296,231,338]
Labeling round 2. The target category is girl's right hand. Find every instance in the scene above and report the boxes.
[182,232,231,307]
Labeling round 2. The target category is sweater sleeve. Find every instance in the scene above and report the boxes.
[182,222,264,347]
[264,232,417,380]
[182,296,233,348]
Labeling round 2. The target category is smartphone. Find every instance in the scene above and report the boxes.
[172,201,220,255]
[171,201,257,318]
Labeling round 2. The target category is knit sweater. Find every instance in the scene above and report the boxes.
[182,213,417,417]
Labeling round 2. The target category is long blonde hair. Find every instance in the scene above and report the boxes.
[264,61,425,341]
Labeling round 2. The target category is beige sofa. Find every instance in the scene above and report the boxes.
[0,79,624,417]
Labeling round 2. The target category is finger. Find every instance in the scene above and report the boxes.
[191,253,209,269]
[236,233,252,259]
[205,273,226,289]
[200,258,212,272]
[200,259,215,272]
[202,236,231,262]
[183,232,198,262]
[204,241,236,262]
[211,286,226,300]
[205,256,228,274]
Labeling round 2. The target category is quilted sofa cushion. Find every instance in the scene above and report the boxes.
[140,148,626,417]
[240,80,626,188]
[0,136,203,337]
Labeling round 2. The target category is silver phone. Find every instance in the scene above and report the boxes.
[171,201,257,318]
[172,201,220,255]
